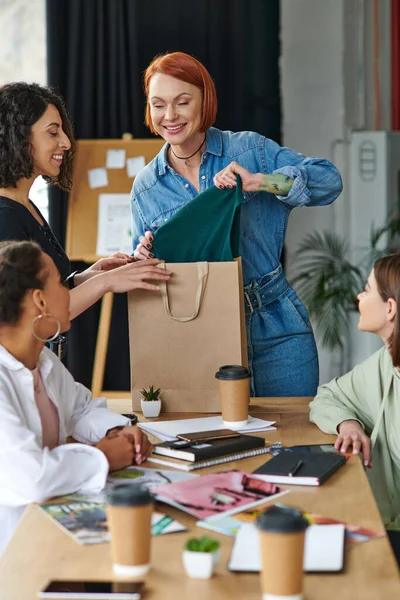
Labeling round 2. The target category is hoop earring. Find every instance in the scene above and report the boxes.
[32,312,61,343]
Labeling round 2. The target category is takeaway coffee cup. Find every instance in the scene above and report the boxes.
[215,365,250,429]
[256,505,308,600]
[106,484,154,578]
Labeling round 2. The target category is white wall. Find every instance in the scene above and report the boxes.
[281,0,346,382]
[0,0,46,86]
[281,0,392,382]
[0,0,48,217]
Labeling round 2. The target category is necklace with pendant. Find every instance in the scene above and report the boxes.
[170,136,206,166]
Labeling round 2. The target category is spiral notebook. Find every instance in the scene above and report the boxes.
[147,445,274,471]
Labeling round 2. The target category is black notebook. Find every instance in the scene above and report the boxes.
[252,451,347,486]
[153,433,265,463]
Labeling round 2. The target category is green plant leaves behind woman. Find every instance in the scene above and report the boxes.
[291,215,400,351]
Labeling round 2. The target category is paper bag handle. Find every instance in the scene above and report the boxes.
[159,262,209,322]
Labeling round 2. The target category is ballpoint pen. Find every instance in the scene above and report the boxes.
[288,459,303,477]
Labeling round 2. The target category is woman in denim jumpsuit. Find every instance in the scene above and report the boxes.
[131,52,343,397]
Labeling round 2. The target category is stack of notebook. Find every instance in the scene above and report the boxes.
[147,433,274,472]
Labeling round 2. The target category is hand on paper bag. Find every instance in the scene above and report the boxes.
[133,231,155,260]
[336,420,371,467]
[75,253,135,285]
[103,259,171,293]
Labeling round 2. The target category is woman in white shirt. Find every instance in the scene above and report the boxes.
[0,240,153,555]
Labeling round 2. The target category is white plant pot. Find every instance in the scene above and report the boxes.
[182,550,216,579]
[140,398,161,418]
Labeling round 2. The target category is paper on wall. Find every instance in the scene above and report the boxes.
[106,149,126,169]
[88,167,109,189]
[127,156,146,177]
[96,193,132,255]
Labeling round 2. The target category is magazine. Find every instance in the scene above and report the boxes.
[60,467,197,505]
[39,499,187,545]
[197,502,385,544]
[152,470,289,520]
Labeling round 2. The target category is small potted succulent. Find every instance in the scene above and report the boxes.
[182,535,221,579]
[140,385,162,418]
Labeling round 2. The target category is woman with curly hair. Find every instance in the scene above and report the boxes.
[0,82,170,322]
[0,240,153,555]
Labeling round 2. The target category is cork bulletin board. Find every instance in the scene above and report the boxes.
[65,137,164,398]
[66,138,164,261]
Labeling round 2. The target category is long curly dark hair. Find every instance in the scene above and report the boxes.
[0,82,75,191]
[0,240,45,325]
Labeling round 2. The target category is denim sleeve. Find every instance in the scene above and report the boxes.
[130,186,151,252]
[264,139,343,208]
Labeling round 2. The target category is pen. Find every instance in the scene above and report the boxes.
[288,459,303,477]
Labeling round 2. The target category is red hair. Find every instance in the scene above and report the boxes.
[144,52,217,134]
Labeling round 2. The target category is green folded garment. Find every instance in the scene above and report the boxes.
[152,176,243,262]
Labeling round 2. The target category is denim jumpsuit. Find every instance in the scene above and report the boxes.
[130,127,343,397]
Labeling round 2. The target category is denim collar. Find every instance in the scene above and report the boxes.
[156,127,223,177]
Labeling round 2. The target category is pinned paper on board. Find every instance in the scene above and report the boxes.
[88,167,109,189]
[96,193,132,255]
[106,149,126,169]
[127,156,146,177]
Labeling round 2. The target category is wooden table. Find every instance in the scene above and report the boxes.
[1,398,399,599]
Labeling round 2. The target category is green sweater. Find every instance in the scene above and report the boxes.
[309,346,400,530]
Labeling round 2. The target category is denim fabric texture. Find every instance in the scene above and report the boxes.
[130,127,342,396]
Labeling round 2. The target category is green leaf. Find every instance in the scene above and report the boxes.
[185,536,220,553]
[291,216,400,352]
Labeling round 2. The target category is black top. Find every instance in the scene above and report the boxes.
[0,196,71,280]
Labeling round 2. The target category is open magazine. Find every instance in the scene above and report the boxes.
[197,502,385,544]
[152,470,289,520]
[39,466,196,545]
[39,498,187,545]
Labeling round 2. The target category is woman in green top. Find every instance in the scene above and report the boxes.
[309,254,400,564]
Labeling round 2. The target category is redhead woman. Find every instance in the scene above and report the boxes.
[0,240,153,556]
[130,51,343,398]
[310,254,400,563]
[0,82,170,324]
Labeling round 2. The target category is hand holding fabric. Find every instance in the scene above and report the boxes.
[213,161,294,196]
[133,231,155,260]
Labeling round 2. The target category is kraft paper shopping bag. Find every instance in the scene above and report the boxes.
[128,260,247,412]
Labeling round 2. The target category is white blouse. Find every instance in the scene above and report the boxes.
[0,344,129,555]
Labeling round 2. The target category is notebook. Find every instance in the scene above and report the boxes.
[153,433,265,462]
[147,445,273,472]
[228,522,345,572]
[152,470,289,519]
[252,451,347,486]
[138,415,276,442]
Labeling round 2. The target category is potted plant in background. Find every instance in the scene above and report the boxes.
[140,385,162,418]
[182,535,221,579]
[291,215,400,370]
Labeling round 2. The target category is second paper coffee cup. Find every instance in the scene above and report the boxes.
[106,484,154,578]
[215,365,250,429]
[256,505,308,600]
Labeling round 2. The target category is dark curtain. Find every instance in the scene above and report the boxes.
[46,0,280,390]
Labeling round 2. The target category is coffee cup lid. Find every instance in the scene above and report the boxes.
[215,365,250,380]
[107,484,154,507]
[256,505,308,533]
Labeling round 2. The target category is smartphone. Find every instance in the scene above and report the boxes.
[288,444,337,454]
[176,429,240,442]
[37,580,143,600]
